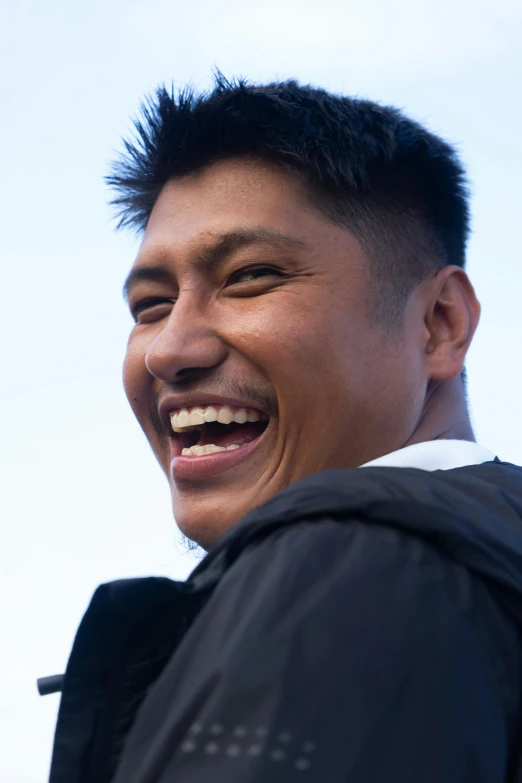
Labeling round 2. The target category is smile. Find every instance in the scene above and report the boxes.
[169,404,270,480]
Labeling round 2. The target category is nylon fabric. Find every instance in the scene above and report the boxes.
[48,460,522,782]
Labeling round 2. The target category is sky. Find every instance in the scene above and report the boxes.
[1,0,521,780]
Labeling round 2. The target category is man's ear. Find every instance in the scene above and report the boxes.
[423,266,481,381]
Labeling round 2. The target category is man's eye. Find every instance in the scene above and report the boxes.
[132,298,173,322]
[227,266,284,285]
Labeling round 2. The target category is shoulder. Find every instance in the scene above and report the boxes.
[230,513,462,606]
[202,515,519,753]
[218,508,518,674]
[216,516,468,650]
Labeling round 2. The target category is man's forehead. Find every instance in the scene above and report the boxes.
[143,158,318,237]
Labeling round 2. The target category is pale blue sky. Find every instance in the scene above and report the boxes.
[1,1,521,780]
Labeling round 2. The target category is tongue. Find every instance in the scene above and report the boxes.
[198,422,264,448]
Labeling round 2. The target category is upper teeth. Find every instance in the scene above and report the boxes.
[170,405,264,432]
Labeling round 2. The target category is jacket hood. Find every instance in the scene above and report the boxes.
[189,460,522,626]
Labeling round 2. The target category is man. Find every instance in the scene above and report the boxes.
[45,76,522,782]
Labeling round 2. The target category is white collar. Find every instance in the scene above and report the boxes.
[359,440,496,472]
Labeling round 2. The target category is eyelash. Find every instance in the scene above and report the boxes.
[132,297,173,320]
[226,265,284,285]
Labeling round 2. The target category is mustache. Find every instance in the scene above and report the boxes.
[150,375,279,438]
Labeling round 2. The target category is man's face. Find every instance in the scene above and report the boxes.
[123,158,426,548]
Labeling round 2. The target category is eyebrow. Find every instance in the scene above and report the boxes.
[122,227,308,301]
[122,266,172,302]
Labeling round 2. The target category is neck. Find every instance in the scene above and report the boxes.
[407,376,475,447]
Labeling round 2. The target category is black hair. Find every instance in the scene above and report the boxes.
[107,73,470,328]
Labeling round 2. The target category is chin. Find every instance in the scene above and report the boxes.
[173,503,240,552]
[170,471,284,551]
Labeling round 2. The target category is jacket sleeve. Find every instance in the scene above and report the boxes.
[117,518,521,783]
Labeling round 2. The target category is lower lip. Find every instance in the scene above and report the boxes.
[170,431,266,482]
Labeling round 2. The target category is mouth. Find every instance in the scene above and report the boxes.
[168,404,270,481]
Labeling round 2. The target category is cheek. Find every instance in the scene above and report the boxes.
[229,295,350,389]
[122,334,152,419]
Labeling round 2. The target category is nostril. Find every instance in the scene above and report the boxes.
[176,368,195,379]
[175,367,219,381]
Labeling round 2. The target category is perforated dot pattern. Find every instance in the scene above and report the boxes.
[180,723,316,771]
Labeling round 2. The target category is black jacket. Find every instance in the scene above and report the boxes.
[48,460,522,782]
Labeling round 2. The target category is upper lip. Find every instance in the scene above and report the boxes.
[157,393,268,434]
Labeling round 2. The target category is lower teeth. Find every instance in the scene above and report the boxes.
[181,443,241,456]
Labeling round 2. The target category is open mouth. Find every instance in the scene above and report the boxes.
[170,405,269,457]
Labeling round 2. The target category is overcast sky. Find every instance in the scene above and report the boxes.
[1,1,521,780]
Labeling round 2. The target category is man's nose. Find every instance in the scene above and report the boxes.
[145,293,227,381]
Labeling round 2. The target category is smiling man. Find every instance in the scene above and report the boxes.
[46,77,522,782]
